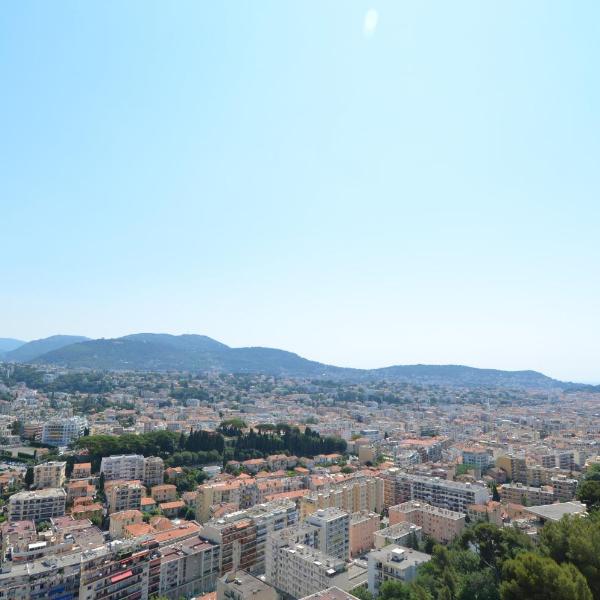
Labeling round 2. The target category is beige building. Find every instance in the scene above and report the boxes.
[299,476,383,520]
[466,502,503,526]
[196,480,247,523]
[105,480,143,513]
[71,462,92,479]
[349,511,380,557]
[499,483,555,506]
[151,484,178,503]
[109,509,143,539]
[389,501,465,544]
[496,455,528,483]
[144,456,165,487]
[33,461,66,489]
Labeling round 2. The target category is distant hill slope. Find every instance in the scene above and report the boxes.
[19,332,575,389]
[0,338,26,354]
[5,335,90,362]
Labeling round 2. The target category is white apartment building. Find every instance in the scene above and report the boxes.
[8,488,67,522]
[461,448,494,472]
[367,545,431,596]
[265,524,319,586]
[307,508,350,560]
[33,461,66,489]
[271,544,348,599]
[383,469,490,513]
[41,416,87,447]
[101,454,145,481]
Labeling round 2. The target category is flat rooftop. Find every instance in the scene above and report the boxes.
[525,501,587,522]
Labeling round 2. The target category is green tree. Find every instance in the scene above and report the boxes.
[577,480,600,511]
[500,553,592,600]
[379,580,413,600]
[350,586,374,600]
[24,466,34,488]
[540,514,600,598]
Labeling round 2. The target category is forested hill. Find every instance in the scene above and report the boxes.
[0,332,583,390]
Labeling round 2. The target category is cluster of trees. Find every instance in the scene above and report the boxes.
[575,463,600,510]
[75,423,346,472]
[1,366,114,394]
[169,385,210,402]
[164,450,222,468]
[353,518,600,600]
[74,430,181,470]
[180,429,225,453]
[232,426,346,460]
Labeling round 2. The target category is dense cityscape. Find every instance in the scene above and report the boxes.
[0,355,599,600]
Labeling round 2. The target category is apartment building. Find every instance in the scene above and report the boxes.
[8,488,67,522]
[271,543,359,599]
[0,528,218,600]
[196,480,251,523]
[218,570,278,600]
[265,524,319,585]
[0,545,83,599]
[41,416,87,447]
[33,461,66,489]
[374,522,422,550]
[462,448,493,473]
[158,536,220,599]
[349,512,380,557]
[109,510,144,539]
[307,508,350,560]
[299,476,383,520]
[499,483,555,506]
[388,501,465,544]
[203,500,298,576]
[496,455,528,484]
[66,480,96,504]
[556,452,575,471]
[382,469,490,513]
[144,456,165,487]
[100,454,145,481]
[79,541,158,600]
[367,545,431,596]
[551,476,578,502]
[202,517,258,576]
[72,462,92,479]
[106,480,143,514]
[466,502,503,526]
[151,484,178,503]
[250,500,298,575]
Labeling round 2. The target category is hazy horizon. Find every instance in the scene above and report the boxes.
[2,1,599,382]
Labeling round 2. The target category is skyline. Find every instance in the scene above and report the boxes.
[2,1,599,382]
[2,331,597,385]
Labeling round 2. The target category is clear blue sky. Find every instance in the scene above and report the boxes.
[1,1,599,382]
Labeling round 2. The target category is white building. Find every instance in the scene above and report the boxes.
[101,454,145,481]
[367,545,431,596]
[8,488,67,522]
[307,508,350,560]
[41,417,87,447]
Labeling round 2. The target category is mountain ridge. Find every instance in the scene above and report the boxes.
[0,332,587,390]
[4,335,90,363]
